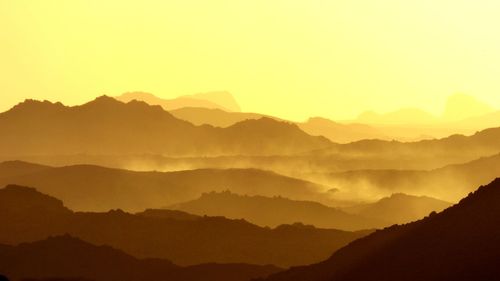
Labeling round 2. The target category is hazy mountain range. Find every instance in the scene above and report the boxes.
[116,91,241,112]
[0,235,280,281]
[170,191,387,230]
[120,92,500,143]
[0,96,330,157]
[0,161,330,212]
[314,152,500,202]
[0,184,370,267]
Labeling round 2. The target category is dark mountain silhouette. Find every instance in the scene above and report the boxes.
[0,161,329,212]
[342,193,451,224]
[136,209,200,221]
[116,91,241,112]
[259,179,500,281]
[0,96,330,157]
[171,191,386,231]
[0,185,370,267]
[0,235,280,281]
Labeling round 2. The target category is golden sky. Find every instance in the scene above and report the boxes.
[1,0,500,121]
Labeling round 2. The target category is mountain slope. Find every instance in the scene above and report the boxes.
[0,185,371,267]
[0,235,280,281]
[0,161,329,212]
[0,96,331,157]
[260,179,500,281]
[171,191,386,230]
[342,193,451,224]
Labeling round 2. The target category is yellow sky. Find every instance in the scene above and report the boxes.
[1,0,500,121]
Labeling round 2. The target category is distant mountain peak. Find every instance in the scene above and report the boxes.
[443,93,495,121]
[115,91,240,112]
[184,91,241,112]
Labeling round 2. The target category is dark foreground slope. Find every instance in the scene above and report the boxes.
[0,235,280,281]
[0,185,370,267]
[260,179,500,281]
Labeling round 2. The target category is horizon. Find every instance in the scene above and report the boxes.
[2,91,498,124]
[3,1,500,120]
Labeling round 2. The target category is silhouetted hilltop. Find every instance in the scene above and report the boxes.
[0,185,370,267]
[0,235,280,281]
[343,193,451,224]
[259,179,500,281]
[171,191,387,230]
[0,161,329,211]
[0,97,330,156]
[0,184,70,216]
[136,209,200,221]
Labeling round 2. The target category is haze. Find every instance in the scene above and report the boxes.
[2,0,500,121]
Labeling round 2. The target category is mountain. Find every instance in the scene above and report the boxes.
[259,179,500,281]
[185,91,241,112]
[0,96,331,157]
[0,185,371,267]
[443,93,495,121]
[170,107,270,127]
[171,191,387,231]
[342,193,451,225]
[0,235,280,281]
[298,117,388,143]
[355,108,437,125]
[169,110,390,143]
[0,161,330,212]
[116,91,241,112]
[317,126,500,167]
[318,152,500,202]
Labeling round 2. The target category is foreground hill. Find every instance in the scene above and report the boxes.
[0,185,370,267]
[0,235,280,281]
[0,96,330,157]
[342,193,451,225]
[171,191,386,231]
[0,161,329,212]
[259,179,500,281]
